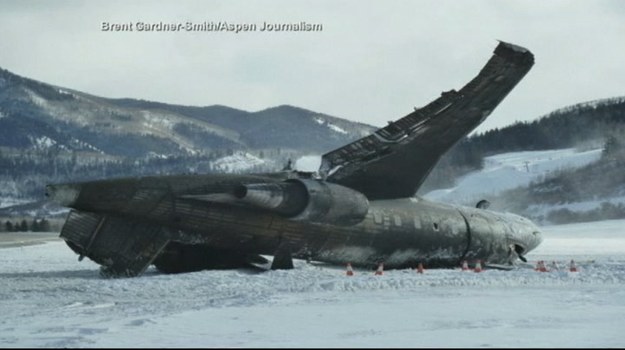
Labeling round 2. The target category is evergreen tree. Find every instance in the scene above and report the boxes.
[40,218,51,232]
[602,134,623,161]
[603,135,616,158]
[19,219,28,232]
[31,219,41,232]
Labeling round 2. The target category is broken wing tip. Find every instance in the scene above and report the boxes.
[496,40,528,52]
[494,40,535,64]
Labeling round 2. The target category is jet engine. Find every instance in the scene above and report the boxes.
[233,179,369,225]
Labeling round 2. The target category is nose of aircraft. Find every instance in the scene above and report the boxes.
[502,212,544,259]
[45,184,82,207]
[517,224,544,256]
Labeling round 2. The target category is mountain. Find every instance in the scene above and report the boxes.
[0,67,374,158]
[0,67,376,207]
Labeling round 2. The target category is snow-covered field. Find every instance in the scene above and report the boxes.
[1,219,625,348]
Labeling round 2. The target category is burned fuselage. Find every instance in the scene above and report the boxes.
[47,41,541,277]
[47,171,542,277]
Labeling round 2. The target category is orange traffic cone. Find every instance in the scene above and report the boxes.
[374,262,384,276]
[461,260,469,271]
[346,263,354,276]
[416,262,424,274]
[569,259,578,272]
[535,260,547,272]
[474,260,483,273]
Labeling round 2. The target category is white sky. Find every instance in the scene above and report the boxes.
[1,0,624,132]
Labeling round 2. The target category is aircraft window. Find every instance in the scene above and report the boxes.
[413,217,422,229]
[433,222,439,231]
[393,215,402,226]
[373,212,383,224]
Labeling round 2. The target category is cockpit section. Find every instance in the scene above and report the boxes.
[457,206,543,264]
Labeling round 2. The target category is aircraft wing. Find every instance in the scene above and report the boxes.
[318,41,534,200]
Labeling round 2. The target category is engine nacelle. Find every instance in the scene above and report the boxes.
[234,179,369,225]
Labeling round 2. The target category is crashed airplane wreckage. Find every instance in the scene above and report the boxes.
[46,41,542,277]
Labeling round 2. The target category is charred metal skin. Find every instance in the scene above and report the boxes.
[46,173,542,274]
[46,41,542,277]
[232,179,370,225]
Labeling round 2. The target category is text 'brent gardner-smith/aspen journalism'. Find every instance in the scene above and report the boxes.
[100,21,324,33]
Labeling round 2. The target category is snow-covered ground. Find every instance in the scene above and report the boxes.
[294,155,322,172]
[0,197,32,209]
[425,148,602,206]
[313,117,349,135]
[211,152,266,173]
[2,219,625,347]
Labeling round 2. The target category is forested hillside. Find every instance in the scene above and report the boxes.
[420,97,625,193]
[487,137,625,224]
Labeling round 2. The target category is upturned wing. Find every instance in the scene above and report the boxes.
[319,41,534,200]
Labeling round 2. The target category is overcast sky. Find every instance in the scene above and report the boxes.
[1,0,624,132]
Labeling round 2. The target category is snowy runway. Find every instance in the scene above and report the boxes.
[2,220,625,347]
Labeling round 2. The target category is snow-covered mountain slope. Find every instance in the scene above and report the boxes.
[424,148,602,206]
[0,66,377,203]
[211,152,269,173]
[1,219,625,347]
[0,67,375,158]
